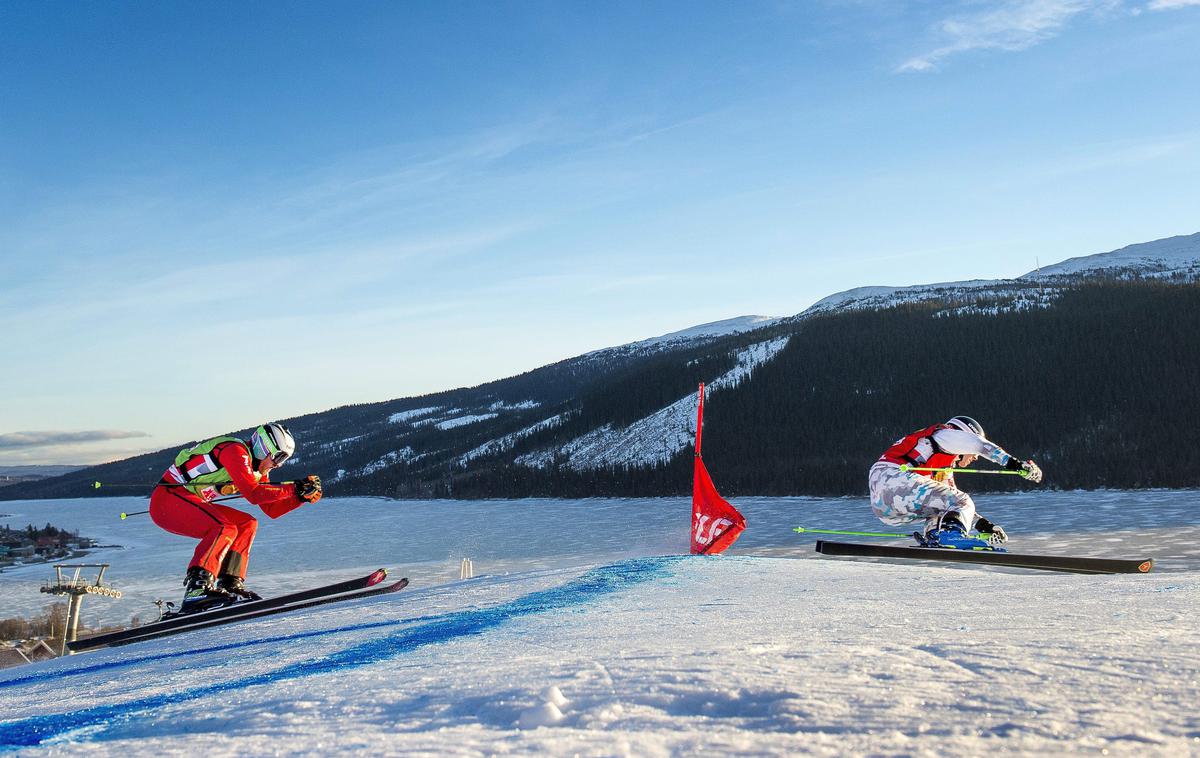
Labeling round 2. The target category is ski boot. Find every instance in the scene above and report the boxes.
[180,567,238,614]
[217,574,262,602]
[915,513,994,551]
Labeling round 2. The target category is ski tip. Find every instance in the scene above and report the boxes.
[368,568,388,585]
[793,527,805,533]
[1137,559,1154,574]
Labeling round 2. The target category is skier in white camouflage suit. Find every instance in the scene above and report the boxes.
[869,416,1043,548]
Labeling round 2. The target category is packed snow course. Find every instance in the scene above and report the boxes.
[1,491,1198,755]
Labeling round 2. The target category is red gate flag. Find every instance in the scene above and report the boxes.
[691,383,746,555]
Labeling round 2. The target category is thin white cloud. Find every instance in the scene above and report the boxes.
[898,0,1104,73]
[0,430,150,450]
[1147,0,1200,8]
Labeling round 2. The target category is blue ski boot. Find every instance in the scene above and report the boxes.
[916,514,994,551]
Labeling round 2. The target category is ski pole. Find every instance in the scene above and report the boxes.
[96,480,295,490]
[793,526,910,539]
[119,494,243,520]
[96,481,199,489]
[899,465,1028,477]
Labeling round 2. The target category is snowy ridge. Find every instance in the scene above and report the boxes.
[517,336,789,471]
[804,279,1018,316]
[804,232,1200,318]
[583,315,781,362]
[1023,231,1200,278]
[456,413,569,468]
[630,315,781,348]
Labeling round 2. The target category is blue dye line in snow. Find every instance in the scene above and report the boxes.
[1,573,590,691]
[0,612,441,692]
[1,572,600,690]
[0,556,683,748]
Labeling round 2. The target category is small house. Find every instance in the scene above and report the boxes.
[23,640,57,662]
[0,647,30,669]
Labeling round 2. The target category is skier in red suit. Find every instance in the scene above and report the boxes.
[149,423,323,612]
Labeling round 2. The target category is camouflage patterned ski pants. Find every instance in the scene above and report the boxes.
[868,462,976,531]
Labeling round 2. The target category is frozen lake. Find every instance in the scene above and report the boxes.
[2,489,1197,627]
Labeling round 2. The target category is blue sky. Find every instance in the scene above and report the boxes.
[2,0,1198,465]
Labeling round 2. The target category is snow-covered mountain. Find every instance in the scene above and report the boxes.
[514,337,790,472]
[1022,231,1200,278]
[803,278,1047,317]
[804,232,1200,317]
[570,315,783,367]
[7,232,1198,502]
[621,315,781,350]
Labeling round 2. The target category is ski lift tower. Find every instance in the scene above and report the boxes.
[41,564,122,655]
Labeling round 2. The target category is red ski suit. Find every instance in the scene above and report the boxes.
[149,442,303,579]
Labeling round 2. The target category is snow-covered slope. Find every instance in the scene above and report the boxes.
[805,278,1014,315]
[631,315,780,348]
[805,232,1200,317]
[580,315,782,363]
[12,232,1196,501]
[1024,231,1200,278]
[324,231,1199,486]
[516,336,789,471]
[1,488,1198,755]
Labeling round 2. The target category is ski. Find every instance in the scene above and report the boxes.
[84,578,410,651]
[69,568,392,652]
[814,540,1155,575]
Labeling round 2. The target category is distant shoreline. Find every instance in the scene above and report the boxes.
[0,547,109,574]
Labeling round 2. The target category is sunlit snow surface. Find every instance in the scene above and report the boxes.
[1,491,1198,755]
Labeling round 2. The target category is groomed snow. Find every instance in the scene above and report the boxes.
[0,489,1197,755]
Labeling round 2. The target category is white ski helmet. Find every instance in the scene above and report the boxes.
[250,422,295,465]
[945,415,985,439]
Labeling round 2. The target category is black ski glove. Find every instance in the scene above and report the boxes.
[975,516,1008,546]
[296,475,323,503]
[1005,457,1043,483]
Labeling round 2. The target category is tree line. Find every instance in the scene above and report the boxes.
[389,280,1200,497]
[6,279,1197,501]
